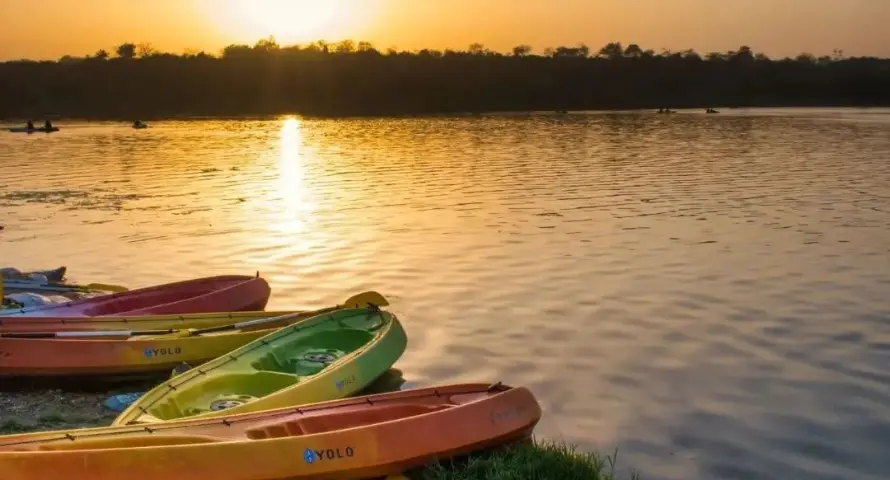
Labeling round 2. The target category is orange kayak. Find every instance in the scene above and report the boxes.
[0,326,282,377]
[0,383,541,480]
[0,275,270,317]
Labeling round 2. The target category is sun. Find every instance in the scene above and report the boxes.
[201,0,353,45]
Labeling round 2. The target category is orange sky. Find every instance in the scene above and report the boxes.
[1,0,888,60]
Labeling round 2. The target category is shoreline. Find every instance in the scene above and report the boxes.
[2,104,889,124]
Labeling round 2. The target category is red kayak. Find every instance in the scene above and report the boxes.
[0,275,270,317]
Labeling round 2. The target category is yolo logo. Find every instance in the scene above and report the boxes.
[143,347,182,358]
[335,374,357,391]
[489,405,526,425]
[303,447,355,464]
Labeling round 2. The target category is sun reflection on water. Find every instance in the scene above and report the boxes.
[275,116,314,234]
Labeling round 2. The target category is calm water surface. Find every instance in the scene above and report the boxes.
[2,108,890,479]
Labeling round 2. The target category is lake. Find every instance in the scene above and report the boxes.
[2,108,890,480]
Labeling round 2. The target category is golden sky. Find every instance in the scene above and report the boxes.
[1,0,888,60]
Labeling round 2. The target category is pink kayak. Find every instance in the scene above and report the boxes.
[0,275,270,317]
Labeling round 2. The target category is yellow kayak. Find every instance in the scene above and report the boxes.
[113,305,407,425]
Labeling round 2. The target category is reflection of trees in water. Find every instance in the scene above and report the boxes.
[2,39,887,117]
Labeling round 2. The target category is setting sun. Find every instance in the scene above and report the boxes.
[198,0,370,45]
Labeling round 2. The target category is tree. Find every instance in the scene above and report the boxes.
[137,42,157,58]
[552,45,588,58]
[733,45,754,62]
[94,49,109,60]
[599,42,624,59]
[468,43,487,55]
[624,44,643,58]
[512,45,532,57]
[116,43,136,59]
[313,40,330,54]
[418,49,443,58]
[335,40,355,54]
[253,36,279,53]
[2,39,890,119]
[222,44,252,59]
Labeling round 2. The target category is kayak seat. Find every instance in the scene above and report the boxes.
[148,372,298,421]
[250,328,373,376]
[295,404,453,435]
[244,404,452,439]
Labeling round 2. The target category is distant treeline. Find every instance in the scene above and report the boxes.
[1,39,889,118]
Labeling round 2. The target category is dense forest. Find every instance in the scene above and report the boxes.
[1,39,889,118]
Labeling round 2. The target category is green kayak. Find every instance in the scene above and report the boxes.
[112,305,408,425]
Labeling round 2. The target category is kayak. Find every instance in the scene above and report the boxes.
[0,275,270,317]
[0,290,387,333]
[0,383,541,480]
[113,305,407,425]
[0,318,301,377]
[8,127,59,133]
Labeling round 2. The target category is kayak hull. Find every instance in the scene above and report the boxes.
[0,384,541,480]
[113,307,408,425]
[0,275,271,317]
[0,314,312,377]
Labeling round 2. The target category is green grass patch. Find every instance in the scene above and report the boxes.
[411,439,640,480]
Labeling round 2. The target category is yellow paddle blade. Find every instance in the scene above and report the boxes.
[341,291,389,308]
[84,282,128,293]
[152,291,390,339]
[155,329,196,339]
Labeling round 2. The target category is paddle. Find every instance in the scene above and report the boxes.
[176,290,388,337]
[80,282,129,293]
[0,279,128,294]
[0,291,389,339]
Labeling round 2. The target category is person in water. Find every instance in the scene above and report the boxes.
[133,120,143,127]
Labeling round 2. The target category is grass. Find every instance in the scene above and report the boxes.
[410,439,640,480]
